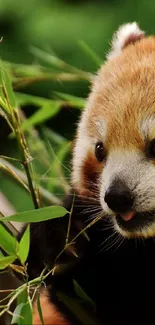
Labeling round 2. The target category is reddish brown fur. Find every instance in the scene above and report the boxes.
[33,289,70,325]
[86,36,155,151]
[123,32,144,49]
[81,151,104,196]
[72,34,155,195]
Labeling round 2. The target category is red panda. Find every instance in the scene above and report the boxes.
[19,22,155,325]
[72,21,155,238]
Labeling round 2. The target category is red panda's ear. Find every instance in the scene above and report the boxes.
[107,22,145,60]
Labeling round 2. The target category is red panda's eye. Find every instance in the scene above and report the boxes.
[95,142,106,162]
[147,139,155,158]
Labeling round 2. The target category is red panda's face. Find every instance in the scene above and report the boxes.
[72,23,155,239]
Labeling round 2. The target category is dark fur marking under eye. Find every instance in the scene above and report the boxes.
[81,151,103,193]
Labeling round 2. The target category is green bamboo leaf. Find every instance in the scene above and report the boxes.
[30,46,91,78]
[0,222,19,255]
[11,303,25,324]
[0,66,16,109]
[12,287,32,325]
[20,102,61,131]
[0,255,16,269]
[42,127,67,145]
[17,288,28,305]
[37,293,45,325]
[0,97,10,114]
[2,206,68,223]
[57,292,101,325]
[0,160,29,192]
[73,280,95,309]
[20,298,32,325]
[30,47,66,70]
[15,92,54,107]
[54,91,85,109]
[0,250,4,258]
[18,225,30,264]
[3,60,46,78]
[78,40,102,67]
[12,298,32,325]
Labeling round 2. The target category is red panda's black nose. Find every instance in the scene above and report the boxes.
[104,179,134,214]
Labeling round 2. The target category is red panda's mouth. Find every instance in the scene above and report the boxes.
[116,210,155,232]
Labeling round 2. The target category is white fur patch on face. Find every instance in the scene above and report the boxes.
[72,133,90,189]
[99,149,155,238]
[107,22,145,60]
[100,150,155,213]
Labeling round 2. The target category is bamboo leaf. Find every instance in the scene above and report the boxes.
[73,280,95,309]
[0,98,11,115]
[54,91,85,109]
[0,250,4,258]
[0,66,16,109]
[78,40,102,67]
[15,92,60,107]
[12,287,32,325]
[37,293,45,325]
[30,46,92,80]
[0,157,61,205]
[0,222,19,255]
[57,292,101,325]
[20,298,32,325]
[18,225,30,264]
[20,102,61,131]
[2,206,68,223]
[17,288,28,307]
[12,297,32,325]
[0,255,16,269]
[11,303,25,324]
[0,161,29,192]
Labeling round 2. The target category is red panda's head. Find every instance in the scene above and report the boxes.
[72,22,155,239]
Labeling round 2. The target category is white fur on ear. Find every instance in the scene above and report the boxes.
[107,22,145,60]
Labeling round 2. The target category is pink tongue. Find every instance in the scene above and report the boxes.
[120,211,135,221]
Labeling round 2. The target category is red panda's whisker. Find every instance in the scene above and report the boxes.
[103,234,124,253]
[99,231,124,253]
[81,205,102,213]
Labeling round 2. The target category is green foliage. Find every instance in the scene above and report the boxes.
[0,255,16,270]
[0,66,16,109]
[37,293,45,325]
[73,280,96,310]
[1,1,151,322]
[12,289,32,325]
[57,291,102,325]
[2,206,68,223]
[16,299,32,325]
[0,40,101,323]
[19,101,61,131]
[18,225,30,264]
[0,223,19,255]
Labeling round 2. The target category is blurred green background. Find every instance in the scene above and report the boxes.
[0,0,155,215]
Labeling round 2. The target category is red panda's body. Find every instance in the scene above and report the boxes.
[18,22,155,324]
[29,194,155,325]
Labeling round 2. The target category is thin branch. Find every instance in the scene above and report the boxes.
[65,193,75,245]
[13,110,40,209]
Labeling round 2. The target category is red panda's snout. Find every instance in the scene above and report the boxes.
[100,150,155,238]
[104,179,134,215]
[72,22,155,239]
